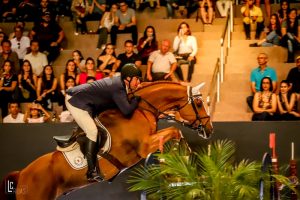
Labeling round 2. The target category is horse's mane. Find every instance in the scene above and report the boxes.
[135,81,183,93]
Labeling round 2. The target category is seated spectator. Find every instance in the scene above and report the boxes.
[247,53,277,110]
[71,0,89,35]
[87,0,106,20]
[8,21,29,39]
[199,0,214,24]
[17,0,38,21]
[277,0,290,24]
[30,11,64,63]
[23,40,48,76]
[24,102,50,123]
[286,56,300,94]
[146,39,177,81]
[86,76,96,83]
[0,32,8,53]
[72,50,86,72]
[36,65,59,110]
[0,60,18,119]
[276,80,300,120]
[135,0,160,11]
[18,60,38,102]
[79,57,103,84]
[10,26,30,65]
[216,0,231,18]
[173,22,197,82]
[137,25,158,65]
[166,0,186,19]
[252,77,277,121]
[249,14,281,47]
[97,43,117,77]
[255,0,270,18]
[96,3,118,50]
[3,101,25,123]
[60,59,79,95]
[281,8,300,63]
[110,1,138,46]
[0,39,20,73]
[0,0,17,22]
[112,40,141,74]
[36,0,57,24]
[241,0,264,40]
[186,0,199,19]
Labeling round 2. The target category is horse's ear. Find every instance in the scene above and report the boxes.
[192,82,205,95]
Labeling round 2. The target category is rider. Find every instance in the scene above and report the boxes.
[65,63,142,182]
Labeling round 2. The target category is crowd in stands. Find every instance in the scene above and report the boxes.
[0,0,300,123]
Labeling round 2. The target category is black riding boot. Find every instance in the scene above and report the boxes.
[86,138,102,182]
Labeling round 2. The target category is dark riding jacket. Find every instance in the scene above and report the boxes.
[66,76,139,117]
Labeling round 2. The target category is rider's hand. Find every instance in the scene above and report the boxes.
[134,95,142,102]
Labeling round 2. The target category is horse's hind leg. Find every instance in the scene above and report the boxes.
[139,126,182,158]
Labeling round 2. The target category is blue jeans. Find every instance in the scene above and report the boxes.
[261,31,280,47]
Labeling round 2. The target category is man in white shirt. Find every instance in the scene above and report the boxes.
[10,26,30,63]
[146,39,177,81]
[23,40,48,76]
[3,102,25,123]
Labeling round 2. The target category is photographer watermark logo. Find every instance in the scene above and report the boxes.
[5,180,15,194]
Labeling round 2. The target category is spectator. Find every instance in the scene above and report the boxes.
[249,14,281,47]
[0,32,8,53]
[199,0,214,24]
[136,0,160,10]
[97,43,117,77]
[96,3,118,50]
[241,0,264,40]
[112,40,141,74]
[110,0,138,46]
[24,102,50,123]
[17,0,38,21]
[186,0,199,19]
[72,50,85,72]
[0,60,18,119]
[3,101,25,123]
[276,80,300,120]
[18,60,38,102]
[137,25,158,65]
[166,0,187,19]
[173,21,197,82]
[8,21,29,39]
[0,39,20,73]
[36,65,59,110]
[252,77,277,121]
[86,76,96,83]
[286,56,300,94]
[79,57,103,84]
[146,39,177,81]
[60,59,79,95]
[10,26,30,65]
[281,8,300,63]
[216,0,231,18]
[247,53,277,110]
[36,0,57,24]
[71,0,89,35]
[87,0,106,20]
[23,40,48,76]
[59,76,75,122]
[255,0,270,18]
[30,11,64,63]
[277,0,290,24]
[0,0,17,22]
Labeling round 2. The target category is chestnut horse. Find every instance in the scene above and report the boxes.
[0,81,213,200]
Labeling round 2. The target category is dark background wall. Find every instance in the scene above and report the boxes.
[0,121,299,199]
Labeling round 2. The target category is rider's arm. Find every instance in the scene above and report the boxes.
[112,90,139,117]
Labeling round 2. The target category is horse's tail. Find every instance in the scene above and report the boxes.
[0,171,20,200]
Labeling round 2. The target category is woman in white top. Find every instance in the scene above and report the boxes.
[173,22,198,82]
[97,4,118,49]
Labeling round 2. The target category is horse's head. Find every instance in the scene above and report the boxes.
[135,82,213,139]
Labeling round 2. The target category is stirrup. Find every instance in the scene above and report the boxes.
[87,170,104,182]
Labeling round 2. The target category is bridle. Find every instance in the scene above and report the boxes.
[136,86,212,139]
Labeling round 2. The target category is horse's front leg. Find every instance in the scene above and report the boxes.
[139,126,182,158]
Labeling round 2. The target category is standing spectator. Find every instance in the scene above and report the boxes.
[0,39,20,73]
[112,40,141,74]
[247,53,277,110]
[146,39,177,81]
[97,43,117,77]
[24,40,48,76]
[3,101,25,123]
[110,1,138,46]
[276,80,300,120]
[87,0,106,20]
[0,60,18,119]
[78,57,103,84]
[199,0,214,24]
[286,56,300,94]
[0,0,17,22]
[173,22,197,82]
[96,3,118,50]
[36,0,57,24]
[281,8,300,63]
[72,50,85,72]
[60,59,79,94]
[216,0,232,18]
[277,0,290,24]
[249,14,281,47]
[71,0,89,35]
[137,26,158,65]
[10,26,30,65]
[241,0,264,40]
[0,32,8,53]
[24,102,50,123]
[255,0,270,18]
[252,77,277,121]
[30,11,64,63]
[18,60,38,102]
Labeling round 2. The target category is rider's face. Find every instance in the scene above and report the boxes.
[126,76,140,90]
